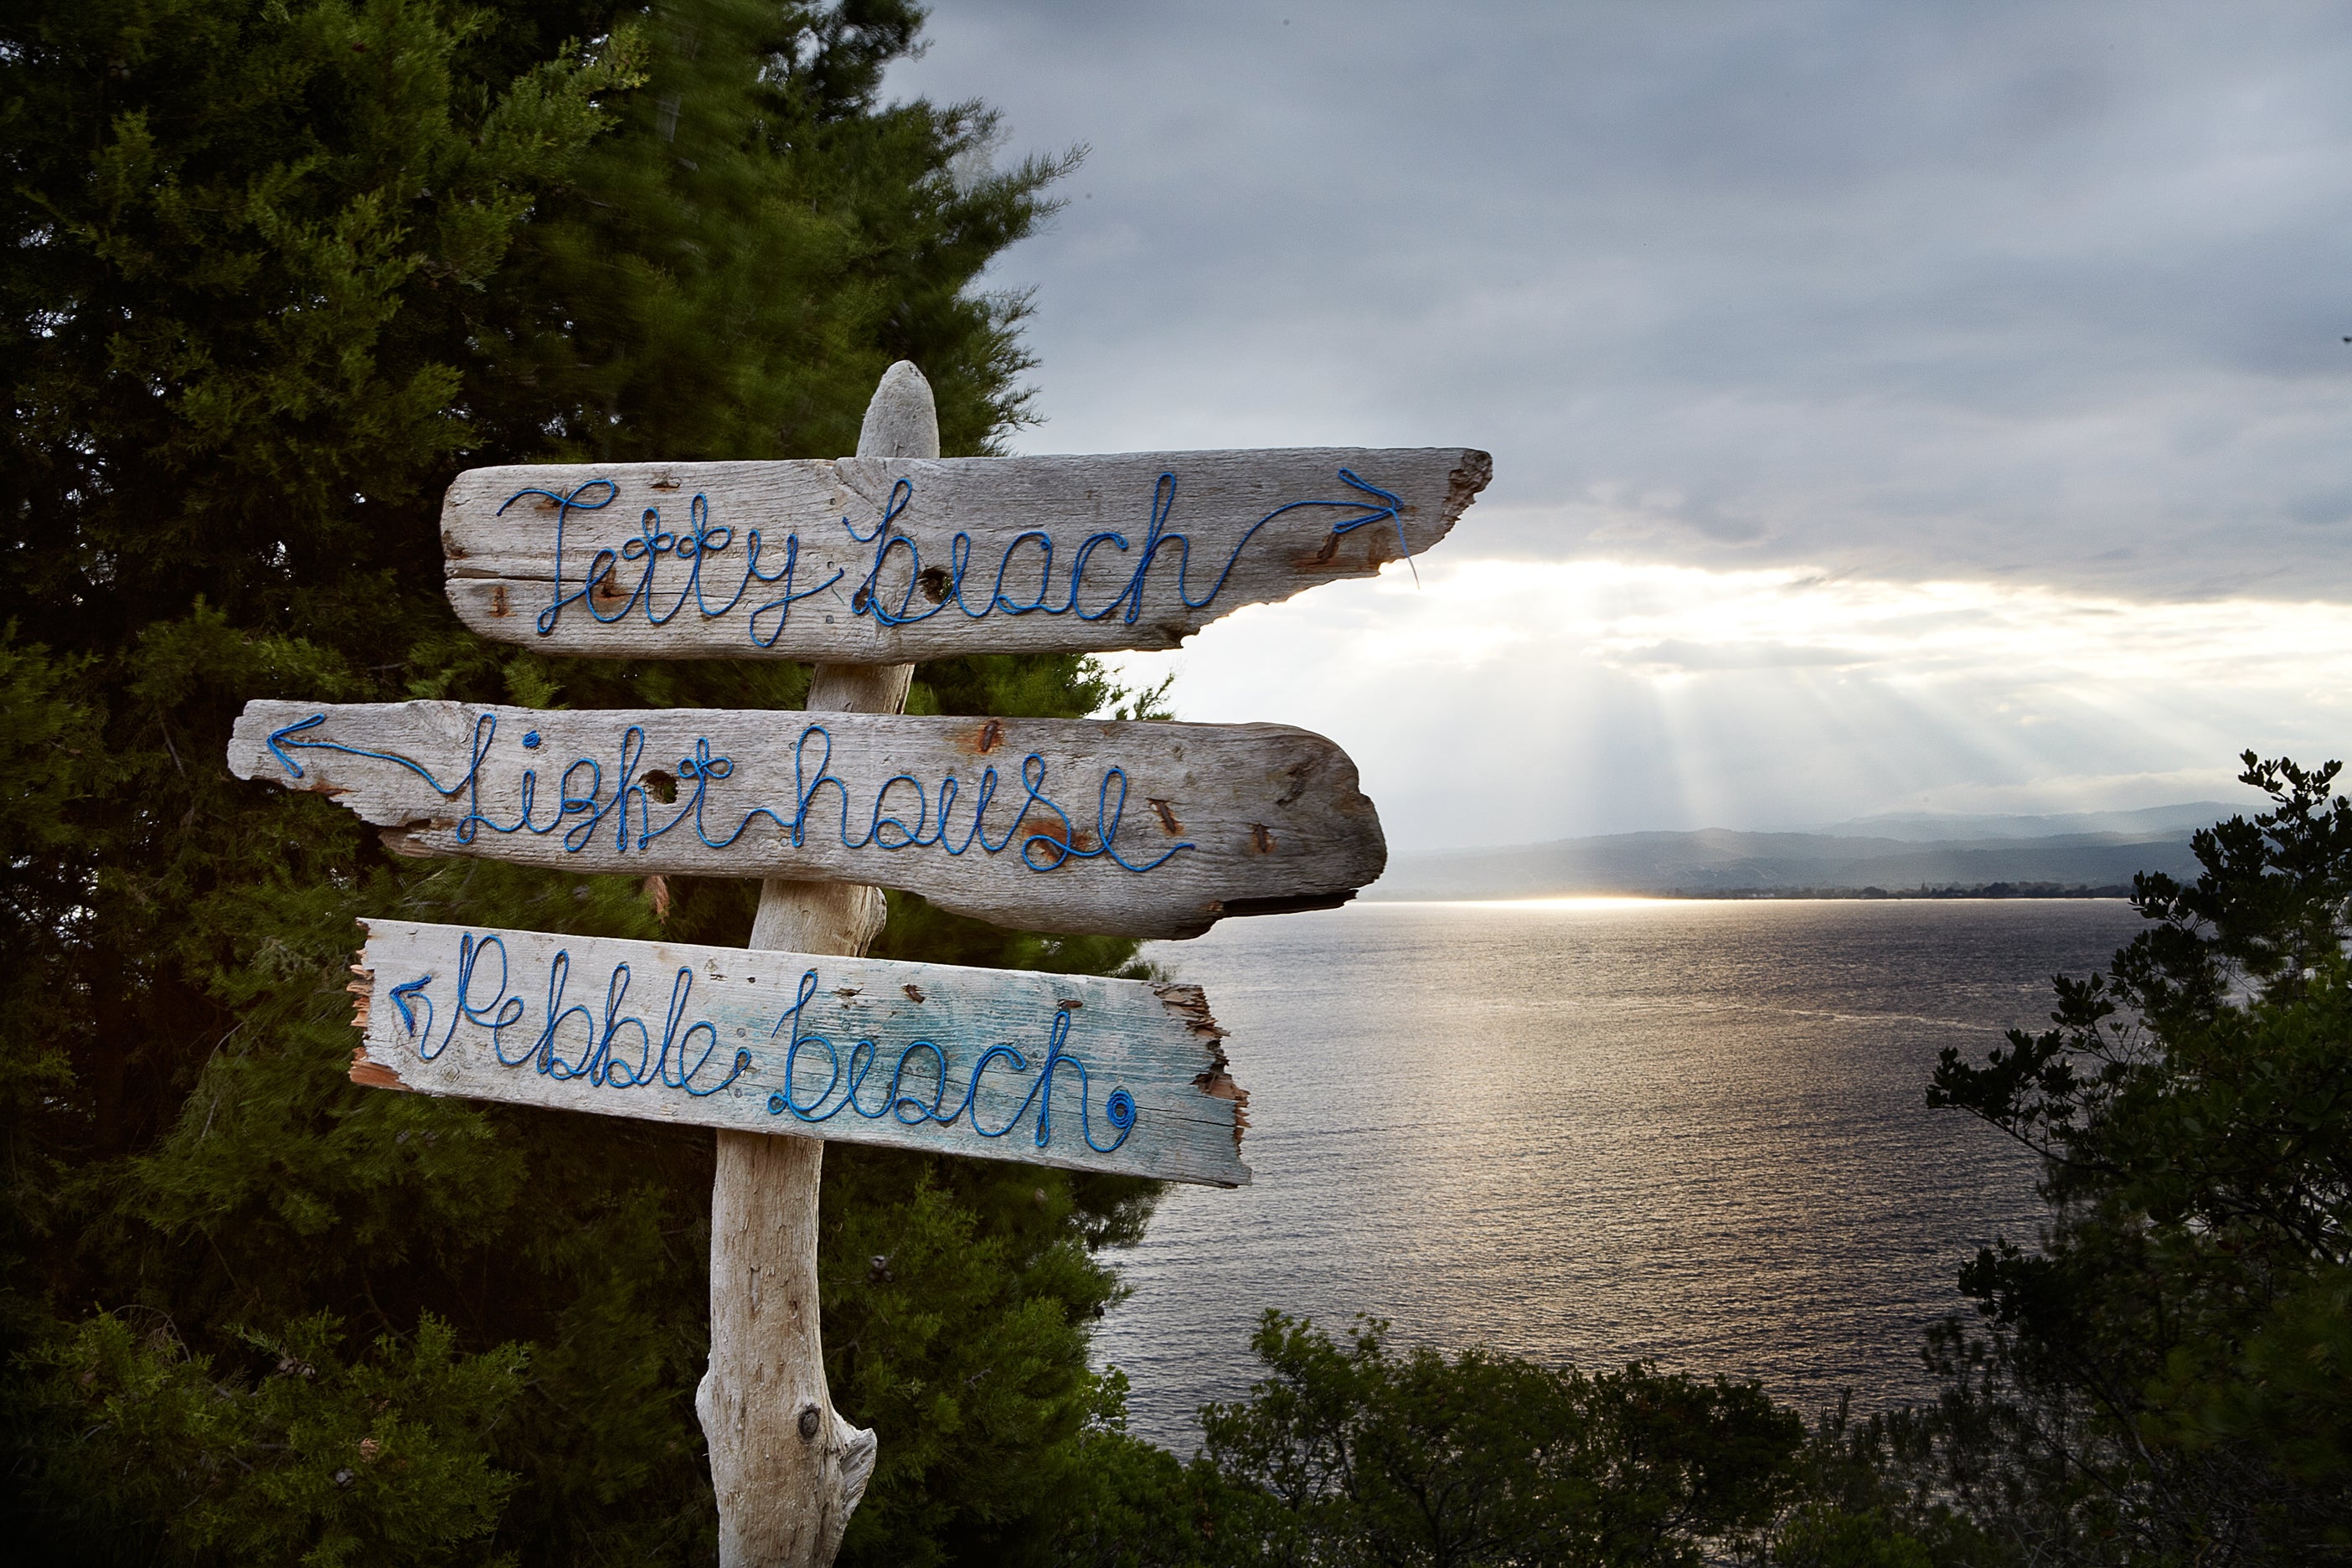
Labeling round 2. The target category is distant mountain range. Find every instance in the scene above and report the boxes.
[1808,802,2236,843]
[1366,804,2240,901]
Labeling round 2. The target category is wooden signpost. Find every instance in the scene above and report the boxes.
[232,361,1486,1565]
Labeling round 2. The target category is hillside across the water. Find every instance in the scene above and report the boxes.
[1367,804,2231,900]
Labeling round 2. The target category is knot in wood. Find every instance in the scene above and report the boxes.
[797,1404,822,1442]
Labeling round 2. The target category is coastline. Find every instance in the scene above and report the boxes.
[1363,882,2138,903]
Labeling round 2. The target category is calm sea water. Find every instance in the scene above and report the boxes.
[1094,898,2145,1451]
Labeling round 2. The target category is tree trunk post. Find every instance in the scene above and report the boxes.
[696,361,936,1566]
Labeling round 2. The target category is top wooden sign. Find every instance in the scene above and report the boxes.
[443,448,1490,662]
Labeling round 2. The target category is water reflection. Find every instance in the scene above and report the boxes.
[1094,898,2143,1450]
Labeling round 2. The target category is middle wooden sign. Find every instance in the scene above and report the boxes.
[228,701,1385,938]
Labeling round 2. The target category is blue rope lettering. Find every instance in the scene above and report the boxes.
[764,971,1136,1153]
[498,479,619,636]
[389,974,434,1039]
[389,941,1137,1155]
[508,467,1408,645]
[430,932,525,1063]
[404,933,753,1096]
[268,713,1195,875]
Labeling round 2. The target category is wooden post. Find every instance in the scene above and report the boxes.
[695,362,936,1566]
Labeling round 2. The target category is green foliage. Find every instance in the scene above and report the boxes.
[823,1159,1152,1567]
[0,1,1155,1562]
[1761,1395,2003,1568]
[1160,1312,1806,1567]
[1921,753,2352,1564]
[24,1310,524,1567]
[1771,1508,1934,1568]
[1033,1375,1215,1568]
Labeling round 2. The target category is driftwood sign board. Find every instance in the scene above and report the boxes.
[442,447,1491,662]
[348,921,1250,1187]
[230,700,1385,937]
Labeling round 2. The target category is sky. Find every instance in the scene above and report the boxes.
[885,0,2352,848]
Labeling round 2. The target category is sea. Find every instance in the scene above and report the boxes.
[1091,897,2146,1452]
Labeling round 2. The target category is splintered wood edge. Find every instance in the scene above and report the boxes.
[346,956,410,1091]
[1155,982,1249,1154]
[1445,450,1495,524]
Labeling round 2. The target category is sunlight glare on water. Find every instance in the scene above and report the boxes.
[1093,898,2144,1450]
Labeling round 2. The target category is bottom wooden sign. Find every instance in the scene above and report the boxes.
[348,920,1250,1186]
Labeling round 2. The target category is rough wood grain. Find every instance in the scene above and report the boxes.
[227,701,1386,938]
[441,446,1491,662]
[705,1130,849,1566]
[345,920,1251,1186]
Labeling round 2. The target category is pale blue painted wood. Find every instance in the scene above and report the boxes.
[353,920,1249,1187]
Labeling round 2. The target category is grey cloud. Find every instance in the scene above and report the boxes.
[891,0,2352,598]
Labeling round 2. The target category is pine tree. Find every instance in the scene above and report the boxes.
[1926,754,2352,1563]
[0,3,1144,1560]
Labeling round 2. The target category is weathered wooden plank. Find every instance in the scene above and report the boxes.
[229,701,1385,939]
[441,447,1491,662]
[348,920,1249,1187]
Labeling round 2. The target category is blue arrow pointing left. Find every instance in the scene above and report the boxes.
[389,974,433,1037]
[266,713,475,794]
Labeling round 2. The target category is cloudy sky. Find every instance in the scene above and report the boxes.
[886,0,2352,848]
